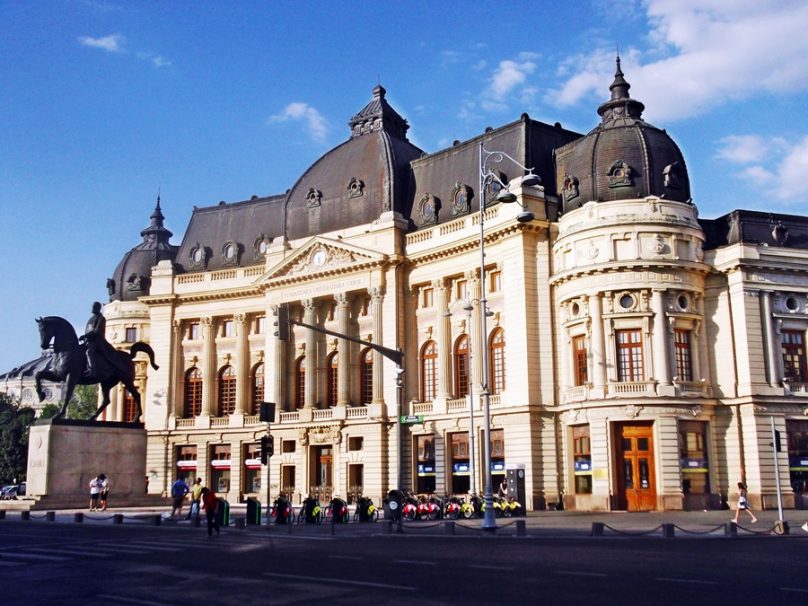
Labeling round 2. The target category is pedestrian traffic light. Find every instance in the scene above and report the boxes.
[259,402,276,423]
[260,435,274,464]
[273,304,289,341]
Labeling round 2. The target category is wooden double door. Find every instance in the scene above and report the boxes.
[615,423,657,511]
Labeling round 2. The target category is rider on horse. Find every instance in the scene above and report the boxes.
[82,301,113,379]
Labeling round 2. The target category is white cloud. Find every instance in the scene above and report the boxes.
[269,102,329,142]
[78,34,126,53]
[718,134,808,202]
[137,51,172,69]
[547,0,808,122]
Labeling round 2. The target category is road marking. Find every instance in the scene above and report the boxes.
[469,564,514,571]
[394,559,435,566]
[26,547,133,558]
[0,551,71,562]
[123,542,185,552]
[82,544,151,555]
[780,587,808,593]
[554,570,608,578]
[328,555,363,561]
[654,577,719,585]
[262,572,416,591]
[97,594,173,606]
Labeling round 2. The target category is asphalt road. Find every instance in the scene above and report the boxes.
[1,519,807,605]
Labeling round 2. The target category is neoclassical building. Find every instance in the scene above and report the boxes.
[99,62,808,512]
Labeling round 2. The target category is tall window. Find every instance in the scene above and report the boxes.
[455,279,468,301]
[782,330,808,383]
[184,367,202,417]
[221,319,234,338]
[573,425,592,494]
[125,327,137,343]
[422,287,434,308]
[217,365,236,416]
[250,363,264,415]
[490,328,506,394]
[455,335,470,398]
[489,270,502,293]
[327,352,339,407]
[360,349,373,405]
[421,341,437,401]
[295,357,306,409]
[572,334,588,386]
[674,329,693,382]
[786,420,808,495]
[616,329,643,382]
[679,421,709,495]
[188,322,200,340]
[123,391,137,423]
[255,316,265,334]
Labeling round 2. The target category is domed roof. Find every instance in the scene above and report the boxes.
[555,57,691,212]
[108,197,178,302]
[285,86,423,241]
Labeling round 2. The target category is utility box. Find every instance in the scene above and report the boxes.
[506,464,526,515]
[246,498,261,525]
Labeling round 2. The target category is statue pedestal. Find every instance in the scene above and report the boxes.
[25,418,151,508]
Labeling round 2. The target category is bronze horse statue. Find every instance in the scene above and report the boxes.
[34,316,158,422]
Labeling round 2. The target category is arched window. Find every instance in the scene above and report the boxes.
[123,390,137,423]
[489,329,506,395]
[455,335,470,398]
[295,356,306,410]
[326,352,339,407]
[360,348,373,405]
[184,367,203,417]
[421,341,437,402]
[250,363,264,415]
[217,365,236,416]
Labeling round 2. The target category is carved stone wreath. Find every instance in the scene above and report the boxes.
[607,160,633,188]
[348,177,365,198]
[306,188,322,208]
[450,182,471,216]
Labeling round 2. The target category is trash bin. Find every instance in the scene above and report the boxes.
[386,489,404,521]
[246,497,261,525]
[216,499,230,527]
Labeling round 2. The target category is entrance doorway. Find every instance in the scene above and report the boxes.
[614,422,656,511]
[311,445,333,500]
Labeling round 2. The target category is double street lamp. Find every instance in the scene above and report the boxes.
[477,142,540,530]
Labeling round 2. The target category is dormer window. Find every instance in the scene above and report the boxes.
[222,241,240,266]
[189,243,207,269]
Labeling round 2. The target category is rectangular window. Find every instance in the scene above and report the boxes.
[189,322,200,340]
[573,335,588,386]
[573,425,592,494]
[679,421,709,495]
[616,329,643,382]
[125,327,137,343]
[176,445,198,485]
[782,330,808,383]
[209,444,231,494]
[243,443,261,494]
[416,435,436,493]
[450,432,470,494]
[422,287,434,308]
[222,319,234,338]
[490,271,502,293]
[786,419,808,496]
[674,329,693,382]
[256,316,265,334]
[348,436,364,451]
[282,440,296,454]
[456,279,468,301]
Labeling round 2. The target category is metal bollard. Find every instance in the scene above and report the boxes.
[774,520,790,535]
[591,522,604,536]
[726,522,737,536]
[74,512,84,523]
[662,523,675,538]
[46,511,56,522]
[152,514,162,526]
[444,521,455,535]
[516,520,526,537]
[21,511,30,521]
[113,514,124,524]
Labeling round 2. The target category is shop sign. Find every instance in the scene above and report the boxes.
[417,463,436,477]
[211,459,231,468]
[400,415,424,424]
[177,460,197,468]
[789,456,808,471]
[574,459,592,473]
[453,462,470,475]
[680,457,708,472]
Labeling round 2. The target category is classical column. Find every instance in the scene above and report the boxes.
[303,299,318,408]
[370,286,385,404]
[271,305,287,412]
[335,293,352,407]
[760,291,779,386]
[695,295,709,383]
[468,271,483,396]
[589,293,607,391]
[234,314,249,414]
[652,290,671,386]
[170,320,183,418]
[200,317,216,417]
[434,278,451,399]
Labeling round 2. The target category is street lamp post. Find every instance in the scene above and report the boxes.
[477,142,540,531]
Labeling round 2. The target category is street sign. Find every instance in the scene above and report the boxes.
[399,415,424,424]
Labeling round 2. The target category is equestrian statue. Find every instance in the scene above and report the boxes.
[29,302,158,422]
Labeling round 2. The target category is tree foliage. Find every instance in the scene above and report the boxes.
[0,393,36,484]
[68,384,99,420]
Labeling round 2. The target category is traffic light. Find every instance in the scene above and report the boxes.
[273,304,289,341]
[259,402,276,423]
[260,435,274,464]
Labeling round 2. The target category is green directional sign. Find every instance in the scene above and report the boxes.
[400,415,424,424]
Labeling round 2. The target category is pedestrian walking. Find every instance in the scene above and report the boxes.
[201,487,220,537]
[187,478,203,520]
[733,481,758,524]
[99,474,109,511]
[170,476,189,520]
[89,474,102,511]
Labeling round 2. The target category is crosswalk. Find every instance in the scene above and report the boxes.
[0,532,324,567]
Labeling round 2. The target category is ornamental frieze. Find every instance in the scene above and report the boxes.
[299,424,343,446]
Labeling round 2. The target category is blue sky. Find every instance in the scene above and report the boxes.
[2,0,808,373]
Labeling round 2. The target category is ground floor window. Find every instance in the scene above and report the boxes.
[281,465,296,500]
[210,444,231,494]
[679,421,709,495]
[450,432,470,494]
[490,429,505,489]
[348,464,364,504]
[176,445,197,485]
[572,425,592,494]
[416,434,436,493]
[787,420,808,494]
[243,443,261,494]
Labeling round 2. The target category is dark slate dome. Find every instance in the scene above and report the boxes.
[555,57,691,213]
[284,85,423,241]
[108,197,178,302]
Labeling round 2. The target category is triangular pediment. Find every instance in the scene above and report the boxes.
[258,237,388,284]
